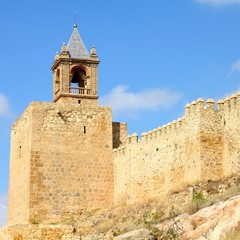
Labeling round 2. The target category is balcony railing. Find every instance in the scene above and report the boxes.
[69,87,91,95]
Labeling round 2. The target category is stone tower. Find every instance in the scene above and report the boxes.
[7,25,116,225]
[52,24,99,106]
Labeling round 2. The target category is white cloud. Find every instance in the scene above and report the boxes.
[0,194,7,227]
[231,59,240,72]
[195,0,240,6]
[227,59,240,79]
[0,94,12,119]
[99,85,182,116]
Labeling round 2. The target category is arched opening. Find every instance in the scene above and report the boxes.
[56,69,60,82]
[54,69,60,95]
[71,69,86,87]
[70,67,89,94]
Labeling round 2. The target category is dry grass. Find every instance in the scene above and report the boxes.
[73,175,240,239]
[206,185,240,206]
[182,179,240,215]
[223,234,240,240]
[222,226,240,240]
[75,202,164,236]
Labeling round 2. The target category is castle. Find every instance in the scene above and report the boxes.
[1,24,240,239]
[7,24,127,226]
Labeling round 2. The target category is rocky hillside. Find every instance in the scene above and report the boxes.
[1,176,240,240]
[74,176,240,240]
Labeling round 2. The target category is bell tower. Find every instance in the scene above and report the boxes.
[51,24,99,106]
[7,22,128,229]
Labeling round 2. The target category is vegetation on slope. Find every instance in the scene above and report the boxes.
[70,176,240,239]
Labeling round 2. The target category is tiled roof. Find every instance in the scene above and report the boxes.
[67,25,89,59]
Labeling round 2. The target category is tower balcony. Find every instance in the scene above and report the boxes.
[69,87,91,95]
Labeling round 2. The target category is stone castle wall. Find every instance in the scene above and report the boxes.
[112,122,128,149]
[218,95,240,176]
[113,93,240,204]
[7,90,240,229]
[0,224,75,240]
[8,107,32,225]
[8,102,115,225]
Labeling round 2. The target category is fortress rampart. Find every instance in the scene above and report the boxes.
[3,24,240,239]
[113,92,240,204]
[8,102,115,225]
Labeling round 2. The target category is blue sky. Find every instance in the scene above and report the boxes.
[1,0,240,226]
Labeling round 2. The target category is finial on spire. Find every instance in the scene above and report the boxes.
[61,43,68,54]
[90,45,98,60]
[90,45,96,55]
[55,51,60,60]
[74,11,77,28]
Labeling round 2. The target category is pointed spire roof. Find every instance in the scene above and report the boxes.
[67,24,89,59]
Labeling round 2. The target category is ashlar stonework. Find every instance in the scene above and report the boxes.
[1,24,240,239]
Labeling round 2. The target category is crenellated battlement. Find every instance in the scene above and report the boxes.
[113,116,186,157]
[216,92,240,113]
[114,96,228,154]
[114,92,240,204]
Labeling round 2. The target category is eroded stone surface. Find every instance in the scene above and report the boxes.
[113,228,153,240]
[157,195,240,240]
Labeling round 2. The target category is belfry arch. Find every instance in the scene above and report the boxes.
[70,67,86,88]
[54,69,60,94]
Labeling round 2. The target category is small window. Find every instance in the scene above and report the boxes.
[84,126,86,134]
[19,145,22,159]
[78,100,81,104]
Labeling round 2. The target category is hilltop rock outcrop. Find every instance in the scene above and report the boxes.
[155,195,240,240]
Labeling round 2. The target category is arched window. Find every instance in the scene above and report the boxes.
[54,69,60,95]
[56,69,60,82]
